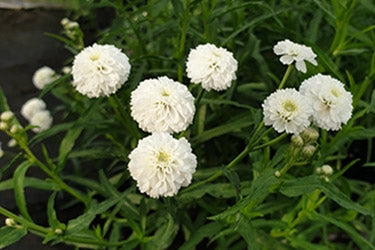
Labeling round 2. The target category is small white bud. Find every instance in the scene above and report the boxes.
[291,134,304,147]
[0,111,14,122]
[300,127,319,144]
[321,164,333,176]
[5,218,15,227]
[10,124,21,134]
[0,122,8,130]
[54,228,63,234]
[274,170,281,177]
[316,167,322,174]
[7,139,17,148]
[301,145,316,158]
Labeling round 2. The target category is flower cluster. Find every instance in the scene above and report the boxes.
[21,98,53,133]
[316,164,334,182]
[186,43,238,91]
[273,39,317,73]
[32,66,59,90]
[71,43,131,98]
[128,132,197,198]
[264,40,353,134]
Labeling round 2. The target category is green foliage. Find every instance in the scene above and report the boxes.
[0,0,374,249]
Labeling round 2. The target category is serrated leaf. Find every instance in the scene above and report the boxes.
[13,161,32,221]
[0,226,27,249]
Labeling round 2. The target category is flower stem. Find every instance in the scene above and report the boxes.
[278,64,293,89]
[177,0,191,82]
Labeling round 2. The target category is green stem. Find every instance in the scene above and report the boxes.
[177,1,190,82]
[109,95,140,139]
[21,146,88,204]
[278,64,293,89]
[252,132,287,151]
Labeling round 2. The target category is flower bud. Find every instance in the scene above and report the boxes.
[300,127,319,144]
[316,167,322,174]
[291,134,304,147]
[274,170,281,177]
[10,124,21,134]
[7,139,17,148]
[0,143,3,158]
[0,111,14,122]
[301,145,316,158]
[321,164,333,176]
[5,218,15,227]
[55,228,63,235]
[0,122,8,130]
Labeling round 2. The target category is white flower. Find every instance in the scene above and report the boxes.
[21,98,47,121]
[72,43,131,98]
[299,74,353,131]
[128,132,197,198]
[186,43,238,91]
[30,110,53,133]
[130,76,195,133]
[262,88,312,134]
[273,39,317,73]
[32,66,59,89]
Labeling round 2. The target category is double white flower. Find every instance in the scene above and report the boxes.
[273,39,317,73]
[72,43,131,98]
[128,132,197,198]
[130,76,195,134]
[32,66,59,89]
[299,74,353,131]
[262,88,313,134]
[186,43,238,91]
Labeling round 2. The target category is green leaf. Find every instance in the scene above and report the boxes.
[0,226,27,249]
[57,126,84,171]
[179,222,222,250]
[280,175,370,216]
[286,235,330,250]
[209,168,281,221]
[235,214,259,250]
[147,213,179,250]
[192,115,253,144]
[13,161,33,221]
[0,177,60,192]
[66,197,121,234]
[47,192,66,230]
[0,87,10,112]
[309,211,375,250]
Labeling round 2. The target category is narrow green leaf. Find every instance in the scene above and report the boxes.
[192,115,253,144]
[286,235,330,250]
[0,226,27,249]
[66,197,120,234]
[179,222,222,250]
[148,213,179,249]
[309,211,375,250]
[13,162,33,221]
[0,87,10,112]
[57,126,84,170]
[236,214,259,250]
[0,177,60,192]
[47,192,65,230]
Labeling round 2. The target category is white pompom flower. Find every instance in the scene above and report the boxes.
[186,43,238,91]
[32,66,59,89]
[130,76,195,133]
[273,39,317,73]
[30,110,53,133]
[128,132,197,198]
[299,74,353,131]
[21,98,47,121]
[262,88,313,134]
[71,43,131,98]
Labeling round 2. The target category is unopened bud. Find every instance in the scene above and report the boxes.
[61,17,69,26]
[54,228,63,234]
[0,143,3,158]
[274,170,281,177]
[316,167,322,174]
[291,135,304,147]
[62,66,71,74]
[321,164,333,176]
[0,111,14,122]
[7,139,17,148]
[10,124,21,134]
[300,127,319,144]
[5,218,15,227]
[0,122,8,130]
[301,145,316,158]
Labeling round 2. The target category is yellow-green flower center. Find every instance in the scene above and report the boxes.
[283,100,297,112]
